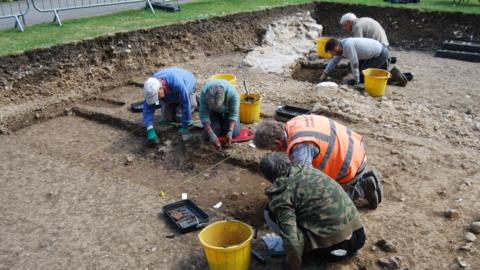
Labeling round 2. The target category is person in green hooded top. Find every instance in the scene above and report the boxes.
[259,152,366,269]
[199,79,240,150]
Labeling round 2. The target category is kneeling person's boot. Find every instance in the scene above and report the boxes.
[362,169,383,203]
[147,128,159,145]
[388,66,408,87]
[361,176,379,209]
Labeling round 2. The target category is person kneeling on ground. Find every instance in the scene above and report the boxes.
[254,115,383,209]
[143,67,197,144]
[259,152,366,270]
[320,37,389,87]
[339,12,400,66]
[199,79,240,150]
[339,13,389,48]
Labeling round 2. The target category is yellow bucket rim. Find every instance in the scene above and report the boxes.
[198,220,254,252]
[208,74,237,80]
[240,93,262,103]
[362,68,391,79]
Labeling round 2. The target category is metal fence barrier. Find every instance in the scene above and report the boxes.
[0,0,30,31]
[31,0,155,26]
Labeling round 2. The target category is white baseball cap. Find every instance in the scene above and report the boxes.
[143,77,160,105]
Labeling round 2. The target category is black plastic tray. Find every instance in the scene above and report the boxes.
[435,49,480,63]
[130,101,161,113]
[275,105,310,120]
[162,200,209,233]
[148,1,181,12]
[442,40,480,54]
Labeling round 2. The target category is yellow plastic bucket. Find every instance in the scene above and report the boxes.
[208,74,237,86]
[362,68,391,97]
[316,37,333,59]
[198,220,254,270]
[239,93,261,124]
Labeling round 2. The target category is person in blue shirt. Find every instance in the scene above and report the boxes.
[199,79,240,150]
[143,67,197,144]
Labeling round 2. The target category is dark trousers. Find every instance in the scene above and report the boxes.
[304,227,366,263]
[359,46,389,83]
[160,90,198,122]
[209,111,240,137]
[264,209,365,264]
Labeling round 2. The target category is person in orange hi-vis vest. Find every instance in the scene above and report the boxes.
[254,115,383,209]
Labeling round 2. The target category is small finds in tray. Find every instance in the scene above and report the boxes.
[162,200,209,233]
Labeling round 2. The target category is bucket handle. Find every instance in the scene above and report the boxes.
[243,81,250,96]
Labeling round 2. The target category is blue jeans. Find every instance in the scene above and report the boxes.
[209,111,240,137]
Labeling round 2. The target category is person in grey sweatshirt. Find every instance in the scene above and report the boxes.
[340,13,389,47]
[320,37,389,85]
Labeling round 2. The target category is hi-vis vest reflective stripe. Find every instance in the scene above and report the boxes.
[286,115,365,184]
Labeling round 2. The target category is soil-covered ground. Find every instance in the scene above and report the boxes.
[2,47,479,269]
[1,3,480,270]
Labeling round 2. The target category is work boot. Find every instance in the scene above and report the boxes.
[361,176,379,209]
[363,169,383,203]
[403,72,414,81]
[389,57,397,65]
[387,66,408,87]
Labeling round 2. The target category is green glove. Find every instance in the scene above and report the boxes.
[179,127,189,135]
[147,128,159,144]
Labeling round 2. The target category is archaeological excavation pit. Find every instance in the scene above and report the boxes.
[291,58,352,84]
[1,2,480,270]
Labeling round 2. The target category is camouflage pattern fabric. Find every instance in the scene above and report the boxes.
[266,165,363,270]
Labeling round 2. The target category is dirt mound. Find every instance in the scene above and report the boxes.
[0,3,317,131]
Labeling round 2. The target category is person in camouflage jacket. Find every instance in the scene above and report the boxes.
[259,152,365,270]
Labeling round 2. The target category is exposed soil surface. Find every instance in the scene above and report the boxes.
[312,2,480,49]
[1,3,480,270]
[2,47,479,269]
[291,58,352,84]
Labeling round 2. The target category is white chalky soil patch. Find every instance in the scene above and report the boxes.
[243,12,323,76]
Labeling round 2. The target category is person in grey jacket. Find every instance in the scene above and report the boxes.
[340,13,389,47]
[320,37,389,86]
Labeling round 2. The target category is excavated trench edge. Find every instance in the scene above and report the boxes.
[1,2,479,171]
[1,2,479,133]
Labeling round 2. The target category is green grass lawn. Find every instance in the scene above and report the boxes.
[0,0,479,56]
